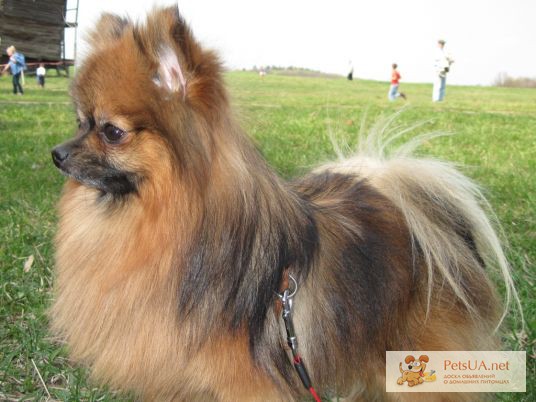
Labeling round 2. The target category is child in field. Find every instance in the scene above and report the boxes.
[2,45,25,95]
[36,63,46,88]
[388,63,406,101]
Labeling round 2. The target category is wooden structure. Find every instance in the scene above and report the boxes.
[0,0,76,74]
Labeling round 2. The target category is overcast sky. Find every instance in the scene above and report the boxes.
[65,0,536,86]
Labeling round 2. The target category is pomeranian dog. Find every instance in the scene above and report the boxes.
[50,7,517,402]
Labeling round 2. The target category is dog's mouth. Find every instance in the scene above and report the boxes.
[52,159,86,184]
[51,149,140,197]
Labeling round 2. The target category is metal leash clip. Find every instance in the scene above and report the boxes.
[278,274,298,352]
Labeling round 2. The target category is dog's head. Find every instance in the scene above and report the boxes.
[402,355,429,373]
[51,7,226,199]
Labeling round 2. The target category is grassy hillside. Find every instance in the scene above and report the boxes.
[0,71,534,400]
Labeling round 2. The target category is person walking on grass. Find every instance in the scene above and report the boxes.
[36,63,46,88]
[432,39,454,102]
[2,45,25,95]
[388,63,406,101]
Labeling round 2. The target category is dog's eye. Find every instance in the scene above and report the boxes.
[101,124,126,144]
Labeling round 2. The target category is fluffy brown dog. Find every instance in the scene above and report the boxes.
[50,7,517,402]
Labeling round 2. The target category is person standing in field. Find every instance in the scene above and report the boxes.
[432,39,454,102]
[36,63,46,88]
[1,45,25,95]
[388,63,406,101]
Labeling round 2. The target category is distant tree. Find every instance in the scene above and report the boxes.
[493,72,536,88]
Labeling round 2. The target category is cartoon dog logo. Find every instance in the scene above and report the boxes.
[397,354,436,386]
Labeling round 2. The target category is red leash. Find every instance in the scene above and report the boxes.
[309,386,322,402]
[292,355,321,401]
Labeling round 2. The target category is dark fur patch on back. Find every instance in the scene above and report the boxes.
[291,171,416,378]
[177,182,319,352]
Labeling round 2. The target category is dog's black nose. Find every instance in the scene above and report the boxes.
[52,146,69,167]
[408,365,412,369]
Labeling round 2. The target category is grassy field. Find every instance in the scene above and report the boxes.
[0,71,534,401]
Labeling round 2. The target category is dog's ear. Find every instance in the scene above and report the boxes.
[136,6,225,109]
[405,355,415,364]
[134,7,191,95]
[419,355,429,363]
[89,13,129,47]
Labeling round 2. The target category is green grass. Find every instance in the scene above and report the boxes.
[0,72,534,401]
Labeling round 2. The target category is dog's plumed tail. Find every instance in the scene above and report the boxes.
[321,119,520,330]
